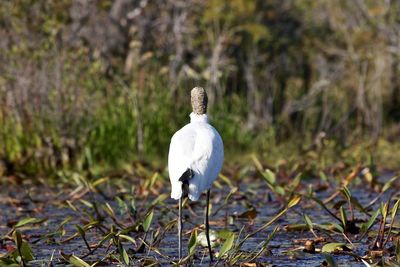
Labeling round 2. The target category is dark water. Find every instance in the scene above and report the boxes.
[0,174,395,266]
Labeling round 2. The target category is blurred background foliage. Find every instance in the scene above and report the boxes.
[1,0,400,176]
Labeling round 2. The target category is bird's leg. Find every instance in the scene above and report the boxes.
[177,172,191,261]
[205,189,214,262]
[178,196,183,260]
[178,173,191,261]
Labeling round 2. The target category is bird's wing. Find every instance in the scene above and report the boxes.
[168,124,197,199]
[188,124,224,201]
[168,123,224,201]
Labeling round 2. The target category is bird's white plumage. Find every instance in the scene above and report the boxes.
[168,113,224,201]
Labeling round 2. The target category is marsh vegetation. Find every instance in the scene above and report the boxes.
[1,1,400,266]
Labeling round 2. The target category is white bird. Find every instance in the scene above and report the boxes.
[168,87,224,261]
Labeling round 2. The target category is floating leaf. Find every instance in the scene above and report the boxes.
[321,243,351,253]
[198,230,218,248]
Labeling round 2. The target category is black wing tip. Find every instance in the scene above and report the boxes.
[179,168,193,184]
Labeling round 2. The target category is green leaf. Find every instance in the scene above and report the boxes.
[361,208,380,233]
[79,199,93,208]
[321,243,351,253]
[13,230,22,248]
[143,210,154,232]
[289,173,302,190]
[116,197,128,215]
[304,214,314,231]
[19,242,34,261]
[382,176,399,193]
[103,202,115,217]
[330,223,344,233]
[340,186,351,201]
[91,177,109,187]
[288,196,301,208]
[218,233,235,259]
[122,247,129,265]
[262,169,276,185]
[218,229,234,239]
[392,199,400,220]
[14,217,46,228]
[339,206,347,229]
[274,186,286,196]
[119,234,137,246]
[76,225,85,237]
[251,154,263,172]
[97,232,114,247]
[314,223,338,232]
[381,202,389,220]
[188,229,198,255]
[324,253,338,267]
[151,193,168,206]
[68,255,91,267]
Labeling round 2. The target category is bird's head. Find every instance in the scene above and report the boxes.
[191,87,208,115]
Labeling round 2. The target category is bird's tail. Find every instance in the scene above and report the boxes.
[171,168,194,200]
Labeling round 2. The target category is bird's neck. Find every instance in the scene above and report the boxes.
[190,112,209,123]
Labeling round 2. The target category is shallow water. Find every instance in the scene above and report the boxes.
[0,173,396,266]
